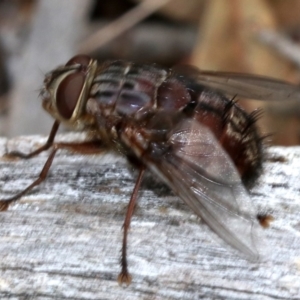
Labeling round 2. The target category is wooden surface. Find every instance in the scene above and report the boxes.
[0,133,300,300]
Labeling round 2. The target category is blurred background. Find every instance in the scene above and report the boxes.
[0,0,300,144]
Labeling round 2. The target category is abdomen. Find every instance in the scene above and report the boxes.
[91,61,263,184]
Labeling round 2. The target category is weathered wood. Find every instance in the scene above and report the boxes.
[0,134,300,300]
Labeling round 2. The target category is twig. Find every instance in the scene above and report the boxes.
[79,0,172,53]
[257,29,300,68]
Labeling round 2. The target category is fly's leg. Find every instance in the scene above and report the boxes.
[0,139,104,211]
[5,119,103,158]
[54,140,104,154]
[118,167,145,285]
[5,121,60,159]
[0,146,58,211]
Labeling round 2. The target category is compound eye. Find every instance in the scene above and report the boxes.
[56,72,85,119]
[66,54,91,67]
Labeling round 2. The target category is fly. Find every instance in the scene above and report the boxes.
[1,55,300,284]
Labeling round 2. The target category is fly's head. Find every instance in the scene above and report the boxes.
[41,55,98,129]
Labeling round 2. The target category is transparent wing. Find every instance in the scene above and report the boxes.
[174,65,300,101]
[146,119,259,260]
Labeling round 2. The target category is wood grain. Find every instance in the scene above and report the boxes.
[0,134,300,299]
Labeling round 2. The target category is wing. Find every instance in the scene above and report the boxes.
[145,119,259,260]
[174,65,300,101]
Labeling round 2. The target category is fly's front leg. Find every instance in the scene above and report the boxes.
[0,145,59,211]
[0,136,105,211]
[0,121,59,210]
[5,121,60,159]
